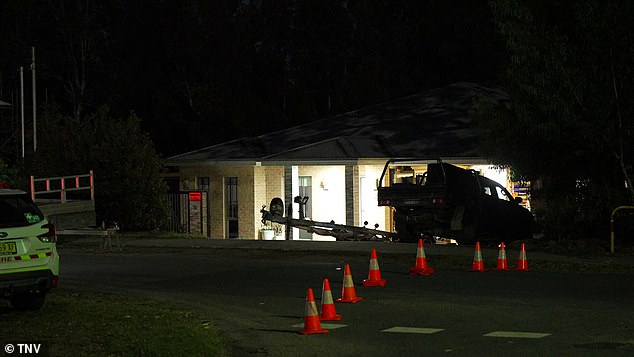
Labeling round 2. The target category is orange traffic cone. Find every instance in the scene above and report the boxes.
[469,241,486,272]
[320,278,342,321]
[363,248,387,287]
[298,288,329,335]
[494,242,509,271]
[514,243,529,271]
[336,264,363,303]
[409,239,434,276]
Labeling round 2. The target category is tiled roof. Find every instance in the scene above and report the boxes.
[166,82,509,165]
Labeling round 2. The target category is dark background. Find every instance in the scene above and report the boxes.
[0,0,505,157]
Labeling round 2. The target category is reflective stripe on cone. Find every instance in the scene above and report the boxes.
[514,243,529,271]
[469,241,486,272]
[337,264,363,303]
[320,278,342,321]
[363,248,386,287]
[299,288,329,335]
[409,239,434,276]
[494,242,509,271]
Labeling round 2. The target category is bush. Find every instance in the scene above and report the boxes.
[0,158,20,187]
[30,105,169,231]
[87,108,170,230]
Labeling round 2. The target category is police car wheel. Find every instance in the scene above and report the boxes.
[10,292,46,311]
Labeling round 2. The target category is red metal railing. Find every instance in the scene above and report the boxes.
[30,170,94,203]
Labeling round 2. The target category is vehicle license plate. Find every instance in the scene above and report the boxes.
[0,242,17,255]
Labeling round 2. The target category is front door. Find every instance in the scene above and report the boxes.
[360,176,382,230]
[299,176,312,240]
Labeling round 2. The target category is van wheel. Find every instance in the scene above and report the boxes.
[456,223,477,245]
[395,222,418,243]
[10,292,46,311]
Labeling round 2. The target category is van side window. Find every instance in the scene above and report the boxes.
[495,186,512,201]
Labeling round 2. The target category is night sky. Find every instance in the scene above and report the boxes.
[0,1,505,157]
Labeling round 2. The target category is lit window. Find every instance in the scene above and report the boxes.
[495,186,512,201]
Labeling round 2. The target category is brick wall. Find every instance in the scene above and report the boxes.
[178,163,382,240]
[180,164,287,240]
[180,165,254,239]
[265,166,285,204]
[253,166,265,238]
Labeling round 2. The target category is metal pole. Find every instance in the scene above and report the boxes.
[20,66,24,158]
[60,177,66,203]
[31,47,37,152]
[610,205,634,254]
[610,218,615,254]
[89,170,94,200]
[30,175,35,201]
[286,204,292,240]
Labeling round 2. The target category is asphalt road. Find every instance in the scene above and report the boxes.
[58,245,634,356]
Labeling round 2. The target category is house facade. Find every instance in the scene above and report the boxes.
[165,83,521,240]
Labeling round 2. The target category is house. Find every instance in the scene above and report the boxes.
[164,82,517,240]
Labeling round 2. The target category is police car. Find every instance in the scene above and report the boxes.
[0,183,59,310]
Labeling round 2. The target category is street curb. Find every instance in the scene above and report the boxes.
[57,235,634,269]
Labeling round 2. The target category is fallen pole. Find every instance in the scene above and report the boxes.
[260,205,396,241]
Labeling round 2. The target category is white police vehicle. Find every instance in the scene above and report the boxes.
[0,184,59,310]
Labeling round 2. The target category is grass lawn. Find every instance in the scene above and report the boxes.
[0,290,229,356]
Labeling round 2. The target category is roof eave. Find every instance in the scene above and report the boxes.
[165,159,260,167]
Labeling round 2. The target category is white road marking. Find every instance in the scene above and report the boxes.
[484,331,551,339]
[382,327,445,334]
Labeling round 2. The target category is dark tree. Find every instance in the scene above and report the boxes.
[1,0,505,157]
[477,0,634,239]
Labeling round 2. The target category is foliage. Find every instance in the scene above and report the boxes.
[477,0,634,239]
[0,0,505,156]
[0,157,20,186]
[28,103,87,177]
[31,105,169,231]
[0,291,228,356]
[87,108,170,230]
